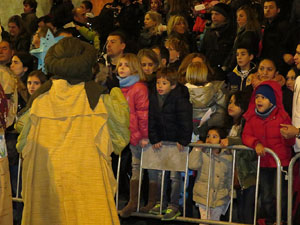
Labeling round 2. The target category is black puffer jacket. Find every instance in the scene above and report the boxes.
[148,83,193,146]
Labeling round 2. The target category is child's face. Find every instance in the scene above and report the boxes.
[286,69,296,91]
[236,9,247,28]
[23,4,33,14]
[228,95,243,120]
[255,94,273,113]
[141,56,155,75]
[258,59,277,81]
[205,129,221,144]
[27,75,42,95]
[236,49,252,69]
[118,58,131,78]
[150,0,159,11]
[156,77,175,95]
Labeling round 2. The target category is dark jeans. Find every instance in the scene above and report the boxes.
[259,167,288,222]
[236,185,255,223]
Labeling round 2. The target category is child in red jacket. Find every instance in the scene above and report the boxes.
[242,80,295,223]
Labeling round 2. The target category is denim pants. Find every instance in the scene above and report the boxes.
[259,167,288,222]
[236,185,255,223]
[155,170,182,209]
[130,144,142,181]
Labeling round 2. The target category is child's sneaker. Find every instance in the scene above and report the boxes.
[161,207,181,221]
[149,204,166,215]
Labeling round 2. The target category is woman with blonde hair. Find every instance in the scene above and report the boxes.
[185,62,227,141]
[224,5,261,71]
[138,11,165,49]
[167,15,196,52]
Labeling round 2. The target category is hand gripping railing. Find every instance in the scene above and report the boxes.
[287,153,300,225]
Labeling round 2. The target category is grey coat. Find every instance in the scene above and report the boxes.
[189,147,232,208]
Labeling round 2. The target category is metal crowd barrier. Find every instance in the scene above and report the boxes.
[116,143,283,225]
[288,153,300,225]
[12,144,288,225]
[12,154,23,203]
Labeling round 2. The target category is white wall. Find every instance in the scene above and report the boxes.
[0,0,82,30]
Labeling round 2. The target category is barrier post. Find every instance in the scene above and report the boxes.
[229,149,236,222]
[287,153,300,225]
[115,153,121,211]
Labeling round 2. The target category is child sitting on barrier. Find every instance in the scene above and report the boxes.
[189,127,232,223]
[242,80,295,224]
[220,91,257,224]
[148,67,193,220]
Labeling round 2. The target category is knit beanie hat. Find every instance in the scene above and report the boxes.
[211,3,231,19]
[255,85,276,105]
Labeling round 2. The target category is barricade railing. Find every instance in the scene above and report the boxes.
[12,143,285,225]
[12,154,23,203]
[117,143,283,225]
[287,153,300,225]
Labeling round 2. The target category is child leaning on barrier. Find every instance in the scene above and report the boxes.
[147,67,193,220]
[189,127,232,223]
[242,80,295,224]
[220,91,257,224]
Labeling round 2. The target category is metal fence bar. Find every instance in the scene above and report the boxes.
[265,148,282,225]
[253,156,261,225]
[188,143,282,225]
[16,154,22,198]
[183,150,189,217]
[160,170,165,214]
[288,153,300,225]
[205,147,213,219]
[229,149,236,223]
[115,153,121,211]
[130,212,250,225]
[13,143,284,225]
[137,149,144,212]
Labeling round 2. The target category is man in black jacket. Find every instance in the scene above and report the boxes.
[200,3,236,80]
[260,0,290,75]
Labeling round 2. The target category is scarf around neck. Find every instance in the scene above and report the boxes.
[255,104,276,119]
[117,74,140,88]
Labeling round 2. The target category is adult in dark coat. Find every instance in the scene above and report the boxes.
[224,5,261,72]
[200,3,236,81]
[260,0,291,75]
[8,15,31,52]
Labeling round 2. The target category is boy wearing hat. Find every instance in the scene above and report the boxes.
[242,80,294,223]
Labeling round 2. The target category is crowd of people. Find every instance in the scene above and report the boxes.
[0,0,300,224]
